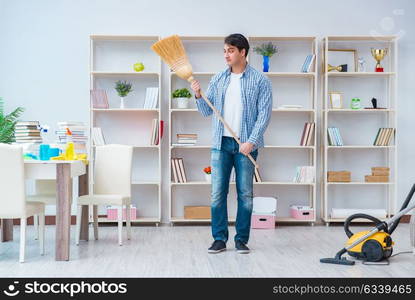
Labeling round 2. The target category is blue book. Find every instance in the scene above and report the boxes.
[301,55,312,72]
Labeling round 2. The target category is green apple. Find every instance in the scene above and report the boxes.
[133,62,145,72]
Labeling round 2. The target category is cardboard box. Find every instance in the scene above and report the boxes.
[372,170,390,176]
[328,171,351,182]
[365,175,389,182]
[371,167,390,172]
[184,206,211,219]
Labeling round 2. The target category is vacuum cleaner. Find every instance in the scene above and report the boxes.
[320,183,415,265]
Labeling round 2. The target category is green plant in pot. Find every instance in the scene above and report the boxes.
[0,97,24,144]
[172,88,192,109]
[115,80,133,109]
[253,42,278,72]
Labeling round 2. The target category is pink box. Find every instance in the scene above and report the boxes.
[290,205,314,220]
[251,214,276,229]
[107,207,137,221]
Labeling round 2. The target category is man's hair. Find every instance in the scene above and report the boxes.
[224,33,249,57]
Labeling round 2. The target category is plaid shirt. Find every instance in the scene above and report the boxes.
[196,64,273,151]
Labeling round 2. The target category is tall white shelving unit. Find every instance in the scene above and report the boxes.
[321,36,398,225]
[169,36,318,224]
[90,35,162,225]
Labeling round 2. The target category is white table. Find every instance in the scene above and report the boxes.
[1,160,89,261]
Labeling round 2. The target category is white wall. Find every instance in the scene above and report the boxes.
[1,0,414,222]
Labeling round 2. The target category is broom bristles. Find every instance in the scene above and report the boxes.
[151,35,194,81]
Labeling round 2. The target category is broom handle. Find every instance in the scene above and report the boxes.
[197,89,259,169]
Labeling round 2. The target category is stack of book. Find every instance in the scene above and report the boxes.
[293,166,315,183]
[365,167,389,182]
[373,128,395,146]
[301,54,316,73]
[56,121,88,153]
[173,134,198,147]
[14,121,42,143]
[300,122,315,146]
[327,127,344,146]
[171,157,187,183]
[143,87,159,109]
[150,119,164,146]
[91,127,106,146]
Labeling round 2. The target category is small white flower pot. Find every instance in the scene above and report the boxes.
[205,173,211,182]
[120,97,125,109]
[176,97,189,109]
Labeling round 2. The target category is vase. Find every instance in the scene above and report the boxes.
[120,97,125,109]
[262,55,270,72]
[176,97,189,109]
[205,173,211,182]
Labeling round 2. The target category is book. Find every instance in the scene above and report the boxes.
[156,120,164,145]
[306,123,315,146]
[335,128,343,146]
[143,87,159,109]
[91,89,109,109]
[294,166,315,183]
[301,123,310,146]
[15,121,40,127]
[178,158,187,183]
[150,119,159,145]
[300,122,315,146]
[174,158,183,183]
[373,128,394,146]
[92,127,105,146]
[278,104,304,109]
[301,54,315,72]
[300,123,308,146]
[327,127,343,146]
[171,158,179,183]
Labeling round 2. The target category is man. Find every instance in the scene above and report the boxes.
[190,33,273,254]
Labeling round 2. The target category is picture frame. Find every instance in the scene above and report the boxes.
[328,49,358,72]
[329,92,343,109]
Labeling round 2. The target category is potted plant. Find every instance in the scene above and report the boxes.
[0,97,24,144]
[115,80,133,108]
[203,166,211,182]
[172,88,192,109]
[254,42,278,72]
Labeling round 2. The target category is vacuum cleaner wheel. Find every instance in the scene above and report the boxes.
[362,240,385,262]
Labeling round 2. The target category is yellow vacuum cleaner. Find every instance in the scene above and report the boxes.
[321,184,415,265]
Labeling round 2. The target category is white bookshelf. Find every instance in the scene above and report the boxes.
[90,35,162,225]
[169,36,318,224]
[321,35,398,225]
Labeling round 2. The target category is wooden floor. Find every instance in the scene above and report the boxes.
[0,224,414,277]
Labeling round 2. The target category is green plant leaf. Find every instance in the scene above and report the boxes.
[172,88,192,99]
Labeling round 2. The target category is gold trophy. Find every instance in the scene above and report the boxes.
[371,48,388,72]
[327,64,347,72]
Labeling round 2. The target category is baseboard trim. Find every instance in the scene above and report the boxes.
[11,214,412,225]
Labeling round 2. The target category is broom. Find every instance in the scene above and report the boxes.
[151,35,260,170]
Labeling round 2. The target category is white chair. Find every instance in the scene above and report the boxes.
[0,144,45,262]
[27,180,56,240]
[76,144,133,246]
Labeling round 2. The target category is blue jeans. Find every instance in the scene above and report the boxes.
[210,136,258,244]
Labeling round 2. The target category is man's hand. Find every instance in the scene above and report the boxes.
[190,80,201,98]
[239,142,254,156]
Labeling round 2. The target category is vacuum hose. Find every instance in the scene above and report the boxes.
[344,214,388,238]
